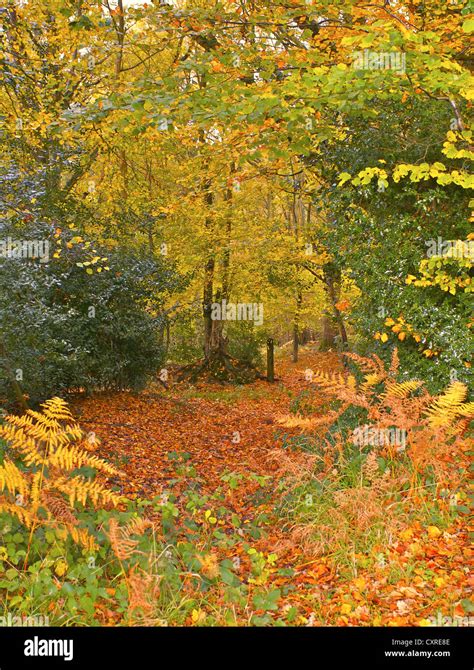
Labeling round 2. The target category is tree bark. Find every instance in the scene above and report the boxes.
[292,290,302,363]
[267,338,275,382]
[325,271,348,348]
[203,168,234,366]
[319,313,337,351]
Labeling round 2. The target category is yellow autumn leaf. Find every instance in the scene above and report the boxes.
[191,609,206,624]
[354,577,366,591]
[427,526,442,538]
[55,560,68,577]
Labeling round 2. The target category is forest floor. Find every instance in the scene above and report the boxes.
[71,350,471,627]
[73,350,335,500]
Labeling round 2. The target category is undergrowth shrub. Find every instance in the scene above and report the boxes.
[0,397,123,555]
[275,350,472,563]
[0,399,286,626]
[0,223,183,407]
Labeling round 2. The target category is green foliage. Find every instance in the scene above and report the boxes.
[0,468,285,626]
[168,310,203,365]
[226,321,267,369]
[314,99,472,390]
[0,221,183,406]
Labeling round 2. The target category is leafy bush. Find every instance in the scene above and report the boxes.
[226,320,268,370]
[168,309,204,365]
[0,223,183,406]
[275,350,473,560]
[0,399,289,626]
[0,398,123,553]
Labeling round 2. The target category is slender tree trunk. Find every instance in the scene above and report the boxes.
[292,290,302,362]
[111,0,128,200]
[325,275,348,348]
[319,313,337,350]
[267,338,275,382]
[203,168,234,366]
[202,170,219,362]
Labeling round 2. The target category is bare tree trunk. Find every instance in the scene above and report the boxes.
[267,338,275,382]
[292,290,302,362]
[108,0,128,200]
[325,271,348,348]
[203,168,234,366]
[319,313,337,351]
[202,177,216,362]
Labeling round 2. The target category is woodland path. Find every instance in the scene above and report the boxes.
[72,350,339,504]
[71,351,470,626]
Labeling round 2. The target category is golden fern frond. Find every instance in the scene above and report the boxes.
[42,492,78,526]
[360,373,385,393]
[310,369,354,391]
[4,408,83,451]
[0,416,60,454]
[48,443,119,476]
[68,525,98,551]
[108,518,139,561]
[309,369,372,409]
[55,476,122,508]
[425,382,471,428]
[0,498,34,527]
[30,471,43,511]
[65,424,84,441]
[4,414,35,429]
[439,381,468,405]
[389,348,400,376]
[0,397,123,555]
[456,402,474,418]
[277,413,338,431]
[385,380,423,399]
[0,432,47,471]
[123,516,154,538]
[41,397,74,418]
[25,409,61,430]
[344,352,387,376]
[0,460,29,499]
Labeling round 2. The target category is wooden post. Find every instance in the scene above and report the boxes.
[267,338,275,383]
